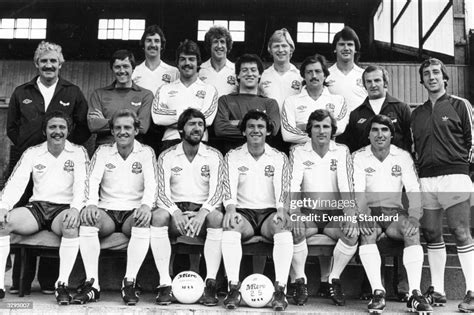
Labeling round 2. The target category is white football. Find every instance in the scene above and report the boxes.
[171,271,205,304]
[240,273,274,307]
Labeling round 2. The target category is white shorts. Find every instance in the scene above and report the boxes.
[420,174,472,210]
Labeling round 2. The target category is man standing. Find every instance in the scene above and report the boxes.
[342,65,411,153]
[289,109,358,307]
[132,25,179,154]
[326,26,367,114]
[152,108,224,306]
[7,40,90,295]
[282,54,347,144]
[221,110,293,311]
[411,58,474,312]
[0,111,88,304]
[199,25,237,97]
[132,25,179,94]
[75,110,157,306]
[353,115,432,314]
[88,50,153,147]
[152,40,218,153]
[214,54,280,154]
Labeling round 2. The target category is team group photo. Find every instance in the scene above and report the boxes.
[0,0,473,314]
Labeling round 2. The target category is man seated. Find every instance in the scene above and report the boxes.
[353,115,432,313]
[152,108,224,306]
[221,110,293,311]
[75,109,157,306]
[289,109,358,307]
[0,111,88,304]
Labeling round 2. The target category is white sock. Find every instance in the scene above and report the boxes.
[359,244,384,291]
[273,231,293,285]
[79,226,100,290]
[221,231,242,284]
[427,242,446,293]
[150,226,172,286]
[0,236,10,290]
[57,237,79,286]
[204,228,222,280]
[403,245,424,293]
[292,240,308,283]
[319,256,331,282]
[329,239,357,282]
[124,227,150,280]
[458,243,474,292]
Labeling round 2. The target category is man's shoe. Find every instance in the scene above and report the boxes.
[317,281,331,298]
[41,286,55,295]
[423,286,446,306]
[155,285,172,305]
[9,286,31,295]
[368,289,386,314]
[271,282,288,311]
[200,278,218,306]
[55,282,72,305]
[223,282,241,310]
[286,282,296,299]
[458,290,474,313]
[397,292,410,303]
[329,278,345,306]
[407,290,433,314]
[71,279,100,304]
[293,278,308,306]
[121,278,139,306]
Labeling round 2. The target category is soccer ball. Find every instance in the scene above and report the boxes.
[240,273,274,307]
[171,271,205,304]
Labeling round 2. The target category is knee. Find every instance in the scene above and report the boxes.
[449,226,472,245]
[422,227,442,242]
[360,232,377,245]
[293,234,306,245]
[61,225,79,238]
[205,211,223,228]
[151,209,170,227]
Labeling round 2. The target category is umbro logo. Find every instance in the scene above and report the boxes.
[357,118,367,124]
[168,90,178,96]
[442,116,449,122]
[364,167,375,173]
[238,166,249,172]
[296,105,306,111]
[34,164,46,170]
[23,99,32,104]
[171,166,182,173]
[105,163,116,169]
[303,160,314,167]
[131,101,142,107]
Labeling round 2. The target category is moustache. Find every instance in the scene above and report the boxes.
[147,46,159,51]
[41,67,56,72]
[50,133,64,138]
[181,65,194,70]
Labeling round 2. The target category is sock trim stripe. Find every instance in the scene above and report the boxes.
[457,244,474,253]
[427,243,446,250]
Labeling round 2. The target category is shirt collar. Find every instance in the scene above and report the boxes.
[302,140,337,152]
[364,144,401,157]
[105,81,141,91]
[174,142,211,157]
[202,59,234,71]
[38,140,74,155]
[242,143,277,157]
[110,140,143,155]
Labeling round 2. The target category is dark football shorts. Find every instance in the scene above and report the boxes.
[236,207,276,234]
[105,210,134,232]
[368,207,408,231]
[176,202,202,212]
[25,201,69,231]
[301,208,344,230]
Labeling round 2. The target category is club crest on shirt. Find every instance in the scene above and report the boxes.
[227,75,236,85]
[391,165,402,177]
[441,116,449,122]
[59,100,70,107]
[201,165,210,177]
[325,103,336,113]
[34,164,46,171]
[23,99,32,104]
[238,166,249,174]
[63,160,74,172]
[291,80,301,90]
[330,159,338,171]
[132,162,142,174]
[105,163,116,170]
[162,74,171,83]
[171,166,182,173]
[356,78,364,87]
[303,160,314,167]
[196,90,206,99]
[260,81,271,89]
[264,165,275,177]
[365,167,375,174]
